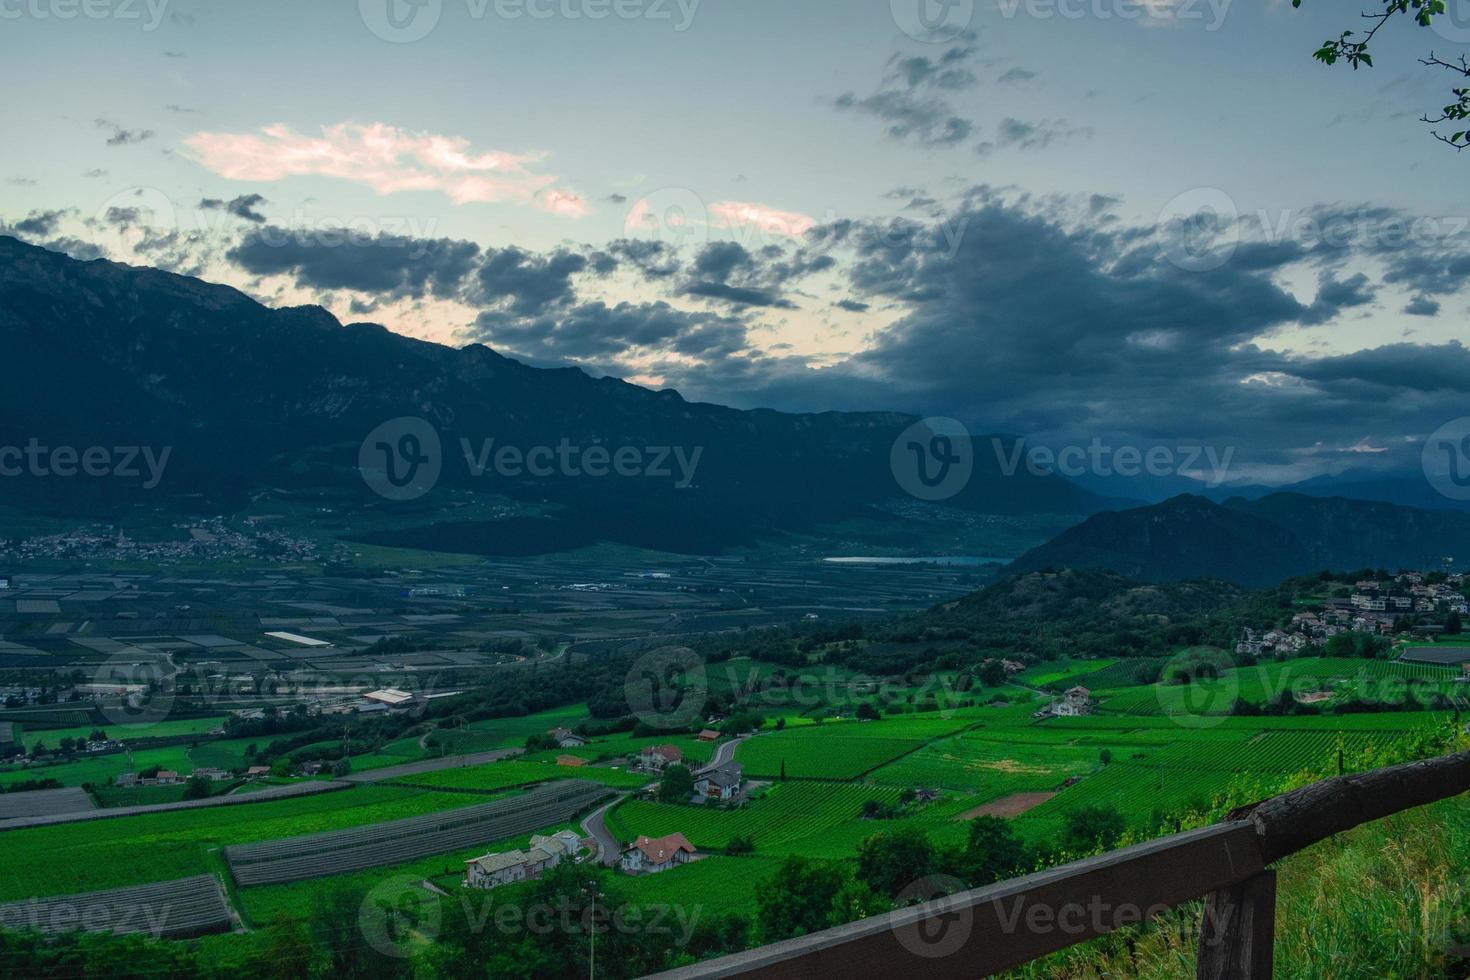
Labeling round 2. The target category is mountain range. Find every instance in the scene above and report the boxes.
[1009,493,1470,586]
[0,235,1106,554]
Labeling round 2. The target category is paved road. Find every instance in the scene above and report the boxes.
[697,735,749,775]
[580,794,627,866]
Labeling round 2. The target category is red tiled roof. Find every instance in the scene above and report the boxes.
[630,832,695,864]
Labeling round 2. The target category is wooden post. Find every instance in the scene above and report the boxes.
[1196,870,1276,980]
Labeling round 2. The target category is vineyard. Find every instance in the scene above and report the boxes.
[735,734,924,779]
[387,760,649,793]
[0,875,232,939]
[224,780,610,886]
[608,781,901,855]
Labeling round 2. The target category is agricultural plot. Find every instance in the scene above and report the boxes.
[620,855,778,915]
[0,745,196,789]
[608,781,900,855]
[0,786,95,821]
[869,732,1132,794]
[736,734,923,779]
[19,716,227,751]
[0,875,232,939]
[225,780,610,886]
[0,784,485,901]
[389,759,649,793]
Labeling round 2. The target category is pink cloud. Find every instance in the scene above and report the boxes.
[184,122,585,217]
[710,200,815,237]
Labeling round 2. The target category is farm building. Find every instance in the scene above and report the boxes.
[363,689,417,709]
[638,745,683,771]
[697,729,721,742]
[1400,646,1470,667]
[620,833,695,875]
[549,727,587,748]
[465,831,584,890]
[556,754,588,767]
[694,762,743,801]
[1047,686,1093,718]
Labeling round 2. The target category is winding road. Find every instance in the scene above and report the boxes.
[579,794,627,866]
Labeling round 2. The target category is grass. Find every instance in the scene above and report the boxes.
[387,759,650,792]
[18,716,228,751]
[0,784,492,901]
[608,781,902,856]
[735,734,924,780]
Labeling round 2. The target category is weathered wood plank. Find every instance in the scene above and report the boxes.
[1197,870,1276,980]
[1242,747,1470,864]
[646,822,1264,980]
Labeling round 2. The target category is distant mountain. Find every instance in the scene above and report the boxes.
[1009,493,1470,586]
[1204,472,1470,514]
[0,236,1111,554]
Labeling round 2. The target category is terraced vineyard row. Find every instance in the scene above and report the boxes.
[225,780,609,886]
[736,734,923,779]
[0,875,232,939]
[609,781,900,854]
[390,760,649,794]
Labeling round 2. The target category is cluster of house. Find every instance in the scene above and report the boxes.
[464,830,590,889]
[1238,574,1469,655]
[1036,686,1093,719]
[634,744,746,802]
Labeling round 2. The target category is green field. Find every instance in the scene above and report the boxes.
[388,759,650,792]
[19,716,229,751]
[0,784,497,901]
[608,780,903,855]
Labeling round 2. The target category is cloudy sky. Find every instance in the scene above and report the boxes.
[4,0,1470,487]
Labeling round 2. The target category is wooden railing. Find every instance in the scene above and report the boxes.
[645,748,1470,980]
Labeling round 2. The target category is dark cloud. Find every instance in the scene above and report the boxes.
[7,209,71,238]
[95,118,155,146]
[683,281,796,309]
[472,246,590,316]
[997,67,1038,84]
[1299,272,1376,325]
[199,194,268,224]
[228,227,481,300]
[1403,295,1440,316]
[832,43,979,148]
[600,239,681,280]
[677,240,833,310]
[835,299,871,312]
[471,301,748,364]
[976,117,1091,156]
[603,193,629,204]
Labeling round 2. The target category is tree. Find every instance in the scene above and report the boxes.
[182,775,212,800]
[331,757,353,778]
[959,816,1028,886]
[856,701,880,721]
[725,834,756,856]
[856,827,935,899]
[657,764,694,803]
[979,659,1008,687]
[1099,748,1113,766]
[755,856,850,941]
[1063,805,1127,854]
[1296,0,1470,148]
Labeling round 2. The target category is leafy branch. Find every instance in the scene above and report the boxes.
[1295,0,1470,148]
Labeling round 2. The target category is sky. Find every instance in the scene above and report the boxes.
[3,0,1470,489]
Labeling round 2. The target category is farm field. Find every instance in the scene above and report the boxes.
[0,745,196,789]
[608,781,903,855]
[735,734,925,780]
[388,759,650,793]
[0,784,498,901]
[19,715,228,751]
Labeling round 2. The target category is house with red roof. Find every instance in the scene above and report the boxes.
[619,832,695,875]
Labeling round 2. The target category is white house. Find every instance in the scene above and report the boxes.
[620,833,695,875]
[637,745,683,771]
[1050,686,1093,718]
[549,727,588,748]
[694,762,743,801]
[465,831,584,890]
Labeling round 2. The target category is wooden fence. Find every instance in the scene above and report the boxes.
[646,748,1470,979]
